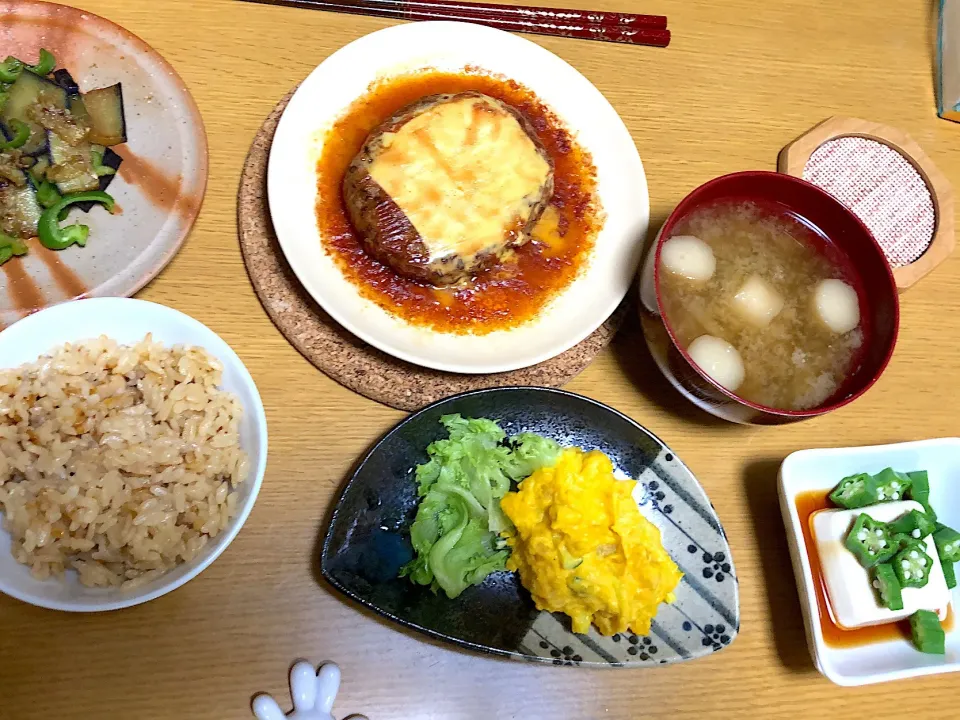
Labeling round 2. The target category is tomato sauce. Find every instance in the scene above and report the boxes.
[796,490,954,648]
[314,69,601,334]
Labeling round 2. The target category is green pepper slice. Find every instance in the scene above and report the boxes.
[909,609,945,654]
[0,119,30,150]
[91,149,116,177]
[888,510,937,540]
[894,541,933,588]
[35,181,61,209]
[933,524,960,564]
[872,467,911,502]
[905,470,937,521]
[870,563,903,611]
[829,473,881,509]
[25,49,55,77]
[37,191,113,251]
[942,559,957,590]
[0,233,28,266]
[845,513,897,567]
[0,56,22,83]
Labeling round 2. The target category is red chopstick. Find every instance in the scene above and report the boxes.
[242,0,671,48]
[318,0,666,29]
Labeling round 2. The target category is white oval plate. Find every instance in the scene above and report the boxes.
[268,21,648,374]
[0,298,267,612]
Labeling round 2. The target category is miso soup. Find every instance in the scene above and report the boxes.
[658,201,864,411]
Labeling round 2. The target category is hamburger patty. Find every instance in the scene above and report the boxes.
[342,92,554,286]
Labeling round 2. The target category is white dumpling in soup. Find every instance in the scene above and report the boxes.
[660,235,716,282]
[814,279,860,334]
[731,274,784,327]
[687,335,745,392]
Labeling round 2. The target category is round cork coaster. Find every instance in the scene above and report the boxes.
[237,91,626,411]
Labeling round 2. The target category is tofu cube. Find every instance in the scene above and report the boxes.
[812,500,950,629]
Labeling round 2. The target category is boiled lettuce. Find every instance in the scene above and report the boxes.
[399,414,560,598]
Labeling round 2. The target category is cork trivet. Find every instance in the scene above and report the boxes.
[238,91,626,411]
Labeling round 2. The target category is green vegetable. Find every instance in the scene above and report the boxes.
[35,181,61,209]
[0,118,29,149]
[933,524,960,563]
[400,414,561,598]
[894,541,933,588]
[845,513,897,567]
[0,56,22,83]
[870,563,903,611]
[91,149,116,177]
[829,473,880,509]
[25,49,55,77]
[888,510,937,540]
[909,609,945,654]
[872,467,911,502]
[905,470,937,521]
[942,559,957,590]
[0,233,28,266]
[37,191,114,250]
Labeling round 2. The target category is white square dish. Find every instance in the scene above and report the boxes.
[779,438,960,686]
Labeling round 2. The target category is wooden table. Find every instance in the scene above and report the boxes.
[2,0,959,717]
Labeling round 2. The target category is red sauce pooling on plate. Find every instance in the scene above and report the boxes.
[314,70,601,334]
[796,490,954,648]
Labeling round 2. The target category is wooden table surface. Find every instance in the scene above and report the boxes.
[2,0,959,717]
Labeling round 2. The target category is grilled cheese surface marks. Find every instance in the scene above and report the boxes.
[367,94,552,263]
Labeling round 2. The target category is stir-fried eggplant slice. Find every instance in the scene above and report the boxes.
[46,132,98,194]
[29,102,88,146]
[83,84,125,146]
[0,151,27,187]
[74,147,122,211]
[28,155,50,183]
[1,70,66,155]
[52,69,79,97]
[0,181,42,238]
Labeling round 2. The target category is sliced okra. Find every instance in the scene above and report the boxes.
[829,473,881,509]
[910,609,946,655]
[871,563,904,611]
[894,541,933,589]
[845,513,897,568]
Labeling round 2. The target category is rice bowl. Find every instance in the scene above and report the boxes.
[0,298,267,611]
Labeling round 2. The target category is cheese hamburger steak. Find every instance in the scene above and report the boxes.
[342,91,555,286]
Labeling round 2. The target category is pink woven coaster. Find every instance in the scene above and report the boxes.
[803,137,935,268]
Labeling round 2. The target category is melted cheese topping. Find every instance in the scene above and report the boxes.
[368,94,551,262]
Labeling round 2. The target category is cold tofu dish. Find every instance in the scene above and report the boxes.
[0,49,125,263]
[400,415,682,636]
[813,467,958,654]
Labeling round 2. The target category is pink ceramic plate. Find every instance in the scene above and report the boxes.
[0,0,207,328]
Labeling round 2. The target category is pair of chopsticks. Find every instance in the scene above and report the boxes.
[241,0,671,48]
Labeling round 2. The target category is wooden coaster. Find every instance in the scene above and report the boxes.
[237,91,626,411]
[779,116,955,292]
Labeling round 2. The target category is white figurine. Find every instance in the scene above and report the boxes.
[253,662,366,720]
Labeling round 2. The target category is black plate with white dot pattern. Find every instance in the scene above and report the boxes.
[321,387,740,667]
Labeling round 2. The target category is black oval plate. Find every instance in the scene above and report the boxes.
[321,387,739,667]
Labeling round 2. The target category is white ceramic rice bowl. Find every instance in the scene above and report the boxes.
[0,298,267,612]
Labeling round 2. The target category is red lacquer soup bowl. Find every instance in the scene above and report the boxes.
[639,171,899,425]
